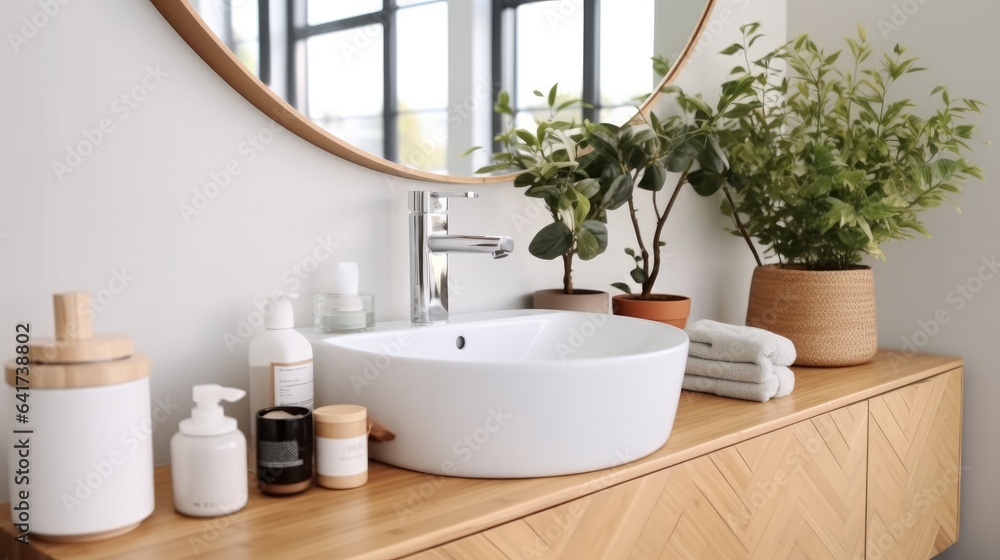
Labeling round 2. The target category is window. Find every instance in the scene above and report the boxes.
[203,0,450,173]
[194,0,267,83]
[201,1,659,172]
[292,0,449,172]
[492,0,656,139]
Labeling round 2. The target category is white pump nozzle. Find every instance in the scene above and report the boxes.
[333,262,360,295]
[331,262,364,312]
[266,293,299,330]
[180,384,246,437]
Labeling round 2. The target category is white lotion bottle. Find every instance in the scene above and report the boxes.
[171,384,249,517]
[248,293,314,469]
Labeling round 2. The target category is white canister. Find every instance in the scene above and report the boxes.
[314,405,368,489]
[4,292,155,541]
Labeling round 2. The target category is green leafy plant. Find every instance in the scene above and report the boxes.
[479,80,753,298]
[591,83,754,299]
[716,23,985,269]
[476,84,630,294]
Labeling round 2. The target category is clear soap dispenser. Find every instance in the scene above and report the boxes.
[171,384,249,517]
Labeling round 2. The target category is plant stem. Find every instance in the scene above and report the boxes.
[743,36,768,132]
[800,52,824,139]
[875,60,897,138]
[723,185,763,267]
[652,177,662,220]
[627,197,650,289]
[644,167,690,298]
[562,251,574,295]
[844,49,861,148]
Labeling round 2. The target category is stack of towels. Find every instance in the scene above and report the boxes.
[682,320,797,402]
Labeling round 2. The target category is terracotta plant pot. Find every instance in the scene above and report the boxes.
[533,289,610,314]
[612,294,691,328]
[746,264,877,367]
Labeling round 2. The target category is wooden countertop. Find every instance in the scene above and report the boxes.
[0,351,962,560]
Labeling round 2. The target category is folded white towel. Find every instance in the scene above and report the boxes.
[682,373,779,403]
[686,320,796,366]
[682,365,796,402]
[773,365,795,398]
[686,356,771,384]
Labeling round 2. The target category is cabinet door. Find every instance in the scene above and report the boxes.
[406,402,868,560]
[866,368,962,560]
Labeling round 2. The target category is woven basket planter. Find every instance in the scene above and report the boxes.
[745,265,877,367]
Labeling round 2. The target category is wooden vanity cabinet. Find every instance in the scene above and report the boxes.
[866,368,962,560]
[408,368,962,560]
[0,353,961,560]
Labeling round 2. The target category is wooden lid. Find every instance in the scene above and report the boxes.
[29,334,134,364]
[5,353,150,389]
[28,293,132,364]
[8,292,147,388]
[314,404,367,424]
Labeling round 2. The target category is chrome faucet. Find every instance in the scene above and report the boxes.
[409,191,514,325]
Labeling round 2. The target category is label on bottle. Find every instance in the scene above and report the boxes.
[317,435,368,477]
[271,359,314,410]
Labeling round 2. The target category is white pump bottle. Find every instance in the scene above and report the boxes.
[171,384,249,517]
[248,293,314,470]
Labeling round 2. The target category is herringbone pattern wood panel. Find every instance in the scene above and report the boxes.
[866,368,962,560]
[408,402,868,560]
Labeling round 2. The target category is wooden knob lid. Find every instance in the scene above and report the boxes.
[28,292,132,364]
[54,292,93,342]
[5,354,149,389]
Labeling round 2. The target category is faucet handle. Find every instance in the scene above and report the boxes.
[408,191,479,212]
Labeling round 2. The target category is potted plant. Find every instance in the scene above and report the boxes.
[715,23,984,365]
[477,85,633,312]
[585,84,752,328]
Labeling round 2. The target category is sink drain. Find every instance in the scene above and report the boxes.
[456,336,466,350]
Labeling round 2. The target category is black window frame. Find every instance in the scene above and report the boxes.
[215,0,270,85]
[285,0,447,164]
[491,0,601,143]
[287,0,398,162]
[218,0,650,168]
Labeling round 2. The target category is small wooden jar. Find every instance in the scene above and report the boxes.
[3,293,154,542]
[313,405,368,489]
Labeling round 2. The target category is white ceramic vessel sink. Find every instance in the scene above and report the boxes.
[309,309,688,478]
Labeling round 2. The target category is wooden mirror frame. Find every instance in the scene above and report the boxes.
[150,0,718,184]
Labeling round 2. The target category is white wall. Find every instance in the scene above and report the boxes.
[0,0,784,501]
[786,1,999,558]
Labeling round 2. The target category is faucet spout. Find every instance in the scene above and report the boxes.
[427,235,515,258]
[409,191,515,325]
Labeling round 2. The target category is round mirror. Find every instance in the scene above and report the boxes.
[150,0,717,183]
